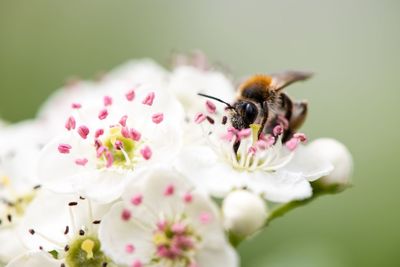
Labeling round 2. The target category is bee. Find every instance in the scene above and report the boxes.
[199,71,312,141]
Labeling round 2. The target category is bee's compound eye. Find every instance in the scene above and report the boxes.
[244,103,258,124]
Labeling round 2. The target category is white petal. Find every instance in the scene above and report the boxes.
[6,251,60,267]
[37,134,95,194]
[99,202,154,266]
[284,145,334,181]
[175,146,241,197]
[0,227,26,263]
[18,190,110,251]
[168,66,235,115]
[195,244,239,267]
[122,165,189,217]
[247,170,312,203]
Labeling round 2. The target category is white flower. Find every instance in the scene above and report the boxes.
[168,65,235,116]
[175,108,334,203]
[37,60,169,136]
[307,138,353,188]
[99,166,238,267]
[0,120,51,263]
[16,190,114,267]
[38,82,184,203]
[222,190,267,238]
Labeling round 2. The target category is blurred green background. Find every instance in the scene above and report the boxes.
[0,0,399,266]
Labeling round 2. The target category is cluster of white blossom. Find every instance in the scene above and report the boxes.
[0,57,353,267]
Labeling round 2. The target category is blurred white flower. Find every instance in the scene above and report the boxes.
[38,83,184,203]
[168,65,235,116]
[307,138,353,189]
[16,190,113,267]
[99,166,238,267]
[0,120,51,263]
[222,190,267,238]
[176,107,334,203]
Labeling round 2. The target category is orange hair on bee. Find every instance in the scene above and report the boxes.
[239,75,272,92]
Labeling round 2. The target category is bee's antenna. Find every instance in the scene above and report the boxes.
[197,93,234,109]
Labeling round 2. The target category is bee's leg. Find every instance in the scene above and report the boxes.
[280,93,293,124]
[258,101,269,137]
[290,101,308,131]
[282,101,308,142]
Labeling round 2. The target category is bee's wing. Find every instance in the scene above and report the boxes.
[270,71,313,91]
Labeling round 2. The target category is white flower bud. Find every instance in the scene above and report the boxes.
[308,138,353,188]
[222,190,268,238]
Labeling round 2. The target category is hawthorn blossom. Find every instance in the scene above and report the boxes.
[38,82,184,203]
[175,103,334,203]
[14,190,114,267]
[0,120,51,263]
[99,166,238,267]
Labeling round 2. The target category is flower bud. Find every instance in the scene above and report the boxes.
[308,138,353,189]
[222,190,268,238]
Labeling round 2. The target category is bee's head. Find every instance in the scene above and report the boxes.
[230,100,259,130]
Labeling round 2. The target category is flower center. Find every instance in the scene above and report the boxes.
[152,219,200,265]
[96,126,139,170]
[65,236,109,267]
[0,176,37,226]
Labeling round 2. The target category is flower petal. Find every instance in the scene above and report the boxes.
[247,170,312,203]
[6,251,61,267]
[284,145,334,181]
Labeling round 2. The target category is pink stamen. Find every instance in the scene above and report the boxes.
[157,220,167,231]
[238,128,251,139]
[256,140,268,150]
[131,260,142,267]
[294,132,307,143]
[130,128,141,141]
[77,125,90,139]
[103,95,113,106]
[152,113,164,124]
[189,262,199,267]
[58,144,72,154]
[273,125,283,136]
[130,194,143,206]
[286,138,300,151]
[96,146,106,158]
[119,115,128,127]
[172,223,186,234]
[125,89,135,101]
[140,146,152,160]
[199,212,212,224]
[105,151,114,168]
[142,92,155,106]
[65,116,76,131]
[114,140,123,150]
[121,127,130,138]
[71,103,82,109]
[121,209,131,221]
[98,108,108,120]
[75,158,88,166]
[95,129,104,138]
[164,184,175,196]
[125,244,135,254]
[194,112,206,124]
[205,100,216,113]
[248,146,257,154]
[183,193,193,203]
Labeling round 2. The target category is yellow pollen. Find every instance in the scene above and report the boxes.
[81,239,95,259]
[0,176,11,186]
[153,233,168,246]
[250,123,261,143]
